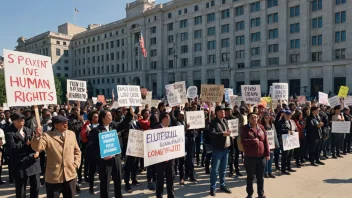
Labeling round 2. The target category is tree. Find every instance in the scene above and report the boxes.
[0,72,6,104]
[54,76,63,104]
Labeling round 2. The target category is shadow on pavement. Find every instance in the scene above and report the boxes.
[323,178,352,184]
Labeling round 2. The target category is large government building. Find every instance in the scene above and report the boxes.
[15,0,352,98]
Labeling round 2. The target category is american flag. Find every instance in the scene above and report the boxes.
[74,8,79,13]
[139,32,147,58]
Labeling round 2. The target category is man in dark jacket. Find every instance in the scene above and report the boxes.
[23,108,37,132]
[343,107,352,154]
[6,113,41,198]
[306,107,325,166]
[319,105,330,159]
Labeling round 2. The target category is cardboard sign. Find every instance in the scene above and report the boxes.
[272,83,289,100]
[151,100,161,108]
[3,49,57,107]
[328,96,340,108]
[228,119,239,137]
[344,96,352,107]
[165,84,182,107]
[241,85,261,105]
[67,80,87,101]
[282,132,300,151]
[187,86,198,99]
[98,130,121,158]
[117,85,142,107]
[297,96,306,105]
[224,89,234,103]
[174,81,187,103]
[267,130,275,149]
[331,121,351,133]
[200,84,224,103]
[230,95,237,107]
[126,130,144,158]
[186,111,205,129]
[144,125,185,166]
[318,92,329,106]
[338,86,349,98]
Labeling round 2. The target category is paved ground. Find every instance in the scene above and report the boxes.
[1,154,352,198]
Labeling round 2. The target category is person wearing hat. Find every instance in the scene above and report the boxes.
[23,107,37,132]
[306,107,325,166]
[209,105,232,196]
[331,105,345,158]
[342,107,352,154]
[31,115,81,198]
[6,112,41,198]
[319,105,330,160]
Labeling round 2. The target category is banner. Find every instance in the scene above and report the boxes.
[200,84,224,103]
[224,88,234,103]
[228,119,239,137]
[187,86,198,99]
[186,111,205,129]
[272,83,289,101]
[126,130,144,158]
[338,86,349,98]
[328,96,340,108]
[3,49,57,107]
[241,85,261,105]
[99,130,121,158]
[331,121,351,133]
[267,130,275,149]
[174,81,187,103]
[117,85,142,107]
[282,132,300,151]
[67,80,87,101]
[318,92,329,106]
[297,96,306,105]
[165,84,182,107]
[144,125,185,166]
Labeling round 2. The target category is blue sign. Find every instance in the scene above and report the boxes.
[98,130,121,158]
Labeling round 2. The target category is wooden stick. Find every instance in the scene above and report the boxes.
[34,105,41,128]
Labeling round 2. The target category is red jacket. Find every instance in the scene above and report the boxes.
[80,120,90,143]
[241,124,270,158]
[294,119,305,139]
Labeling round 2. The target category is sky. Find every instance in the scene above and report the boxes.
[0,0,170,56]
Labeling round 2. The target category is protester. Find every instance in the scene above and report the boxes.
[319,105,330,160]
[306,107,325,166]
[292,110,306,167]
[0,125,5,185]
[343,107,352,154]
[331,105,344,159]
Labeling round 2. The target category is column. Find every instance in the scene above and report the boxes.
[323,65,333,92]
[300,0,310,62]
[201,68,207,84]
[322,0,333,61]
[244,70,250,85]
[278,0,288,65]
[215,68,221,84]
[260,71,268,93]
[300,68,309,95]
[260,0,268,66]
[244,5,251,68]
[346,64,352,88]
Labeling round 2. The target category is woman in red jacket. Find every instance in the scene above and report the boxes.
[292,110,306,167]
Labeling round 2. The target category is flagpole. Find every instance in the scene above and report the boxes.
[74,8,76,25]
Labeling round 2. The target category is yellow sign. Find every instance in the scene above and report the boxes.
[338,86,349,98]
[262,97,272,103]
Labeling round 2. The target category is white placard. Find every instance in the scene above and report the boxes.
[174,81,187,103]
[151,100,161,108]
[328,96,340,108]
[344,96,352,107]
[187,86,198,99]
[117,85,142,107]
[3,49,57,107]
[165,84,182,107]
[282,132,300,151]
[267,130,275,150]
[144,125,185,166]
[110,101,119,109]
[92,97,98,105]
[186,111,205,129]
[241,85,261,105]
[224,89,234,103]
[228,119,239,137]
[230,95,238,107]
[269,86,273,96]
[331,121,351,133]
[126,130,144,158]
[67,80,87,101]
[318,92,329,106]
[272,83,289,101]
[2,103,9,111]
[142,91,152,107]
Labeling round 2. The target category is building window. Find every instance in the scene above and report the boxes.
[268,29,278,39]
[334,77,346,95]
[237,63,245,69]
[194,43,202,52]
[207,13,215,23]
[290,39,300,49]
[267,0,278,8]
[151,49,157,57]
[312,35,322,46]
[311,78,323,97]
[180,32,188,41]
[211,1,215,6]
[251,60,261,67]
[221,9,230,19]
[236,35,245,45]
[236,50,245,59]
[290,54,300,63]
[251,18,260,28]
[221,24,230,33]
[181,58,188,67]
[268,13,278,24]
[312,0,322,11]
[251,32,261,42]
[178,10,182,15]
[312,17,323,28]
[194,56,202,66]
[150,26,156,34]
[169,60,174,68]
[168,13,172,19]
[56,41,60,45]
[106,42,109,49]
[184,8,187,14]
[168,35,174,43]
[290,23,300,33]
[335,11,346,24]
[168,48,173,55]
[167,23,173,31]
[208,55,216,64]
[194,30,202,39]
[194,5,199,11]
[180,19,188,28]
[150,37,157,45]
[336,0,346,5]
[56,48,61,56]
[251,47,260,56]
[235,6,244,16]
[221,39,230,48]
[63,42,67,46]
[268,44,279,53]
[268,57,279,65]
[251,2,261,12]
[150,61,157,69]
[181,45,188,53]
[221,53,230,62]
[335,49,346,60]
[289,79,301,96]
[312,52,322,61]
[194,16,202,25]
[236,21,245,31]
[290,6,300,17]
[207,41,216,50]
[207,27,216,36]
[335,31,346,42]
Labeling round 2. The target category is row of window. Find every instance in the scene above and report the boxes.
[74,51,126,66]
[74,39,125,57]
[74,29,125,47]
[75,64,126,76]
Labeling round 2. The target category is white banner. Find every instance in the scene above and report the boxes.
[328,96,340,108]
[186,111,205,129]
[144,125,185,166]
[117,85,142,107]
[267,130,275,150]
[187,86,198,99]
[174,81,187,103]
[126,130,144,158]
[228,119,239,137]
[165,84,182,107]
[272,83,289,101]
[318,92,329,106]
[282,132,300,151]
[241,85,261,105]
[224,88,234,103]
[67,80,87,101]
[332,121,351,133]
[3,49,57,107]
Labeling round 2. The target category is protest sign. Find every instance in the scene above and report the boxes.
[174,81,187,103]
[187,86,198,99]
[272,83,289,100]
[259,98,268,108]
[338,86,349,98]
[142,91,152,107]
[328,96,340,108]
[186,111,205,129]
[110,101,119,109]
[67,80,87,101]
[126,130,144,158]
[230,95,238,107]
[297,96,306,105]
[165,84,182,107]
[344,96,352,107]
[151,100,161,108]
[92,97,98,104]
[318,92,329,106]
[3,49,57,107]
[98,130,121,158]
[200,84,224,103]
[267,130,275,149]
[331,121,351,133]
[269,86,273,96]
[97,95,106,105]
[144,125,185,166]
[224,89,234,103]
[282,132,300,151]
[228,119,239,137]
[2,103,9,111]
[117,85,142,107]
[241,85,261,105]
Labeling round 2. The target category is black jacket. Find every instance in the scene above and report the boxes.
[319,111,330,138]
[306,115,323,140]
[343,114,352,134]
[209,117,230,150]
[5,125,41,178]
[24,116,37,132]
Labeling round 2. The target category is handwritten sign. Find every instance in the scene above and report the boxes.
[117,85,142,107]
[228,119,239,137]
[272,83,288,101]
[67,80,87,101]
[241,85,261,105]
[174,81,187,104]
[151,100,161,108]
[144,125,185,166]
[200,84,224,103]
[328,96,340,108]
[297,96,306,105]
[267,130,275,149]
[230,95,238,107]
[186,111,205,129]
[344,96,352,107]
[97,95,106,105]
[98,130,121,158]
[224,89,234,103]
[187,86,198,99]
[282,132,300,151]
[318,92,329,106]
[165,84,182,107]
[3,49,57,107]
[331,121,351,133]
[338,86,349,98]
[110,101,119,109]
[142,91,152,108]
[126,130,144,158]
[92,97,98,104]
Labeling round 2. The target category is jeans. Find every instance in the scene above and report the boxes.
[308,138,321,163]
[229,137,241,174]
[331,134,343,156]
[281,149,293,172]
[343,134,352,153]
[244,156,266,197]
[264,151,274,174]
[210,148,229,191]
